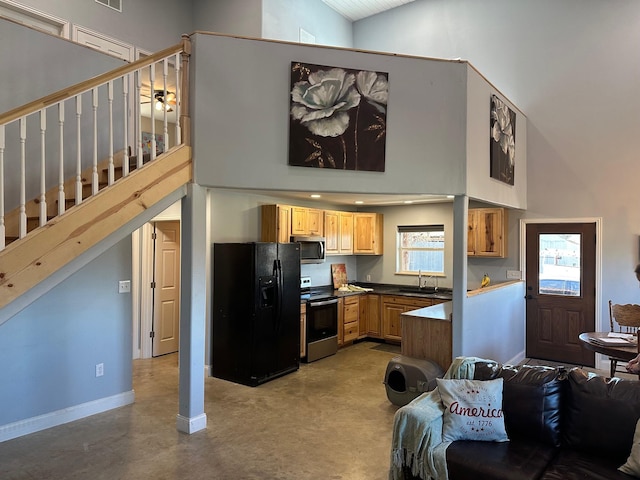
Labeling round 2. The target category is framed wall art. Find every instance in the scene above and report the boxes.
[288,61,388,172]
[490,94,516,185]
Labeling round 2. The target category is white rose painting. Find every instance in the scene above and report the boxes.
[490,94,516,185]
[289,61,388,172]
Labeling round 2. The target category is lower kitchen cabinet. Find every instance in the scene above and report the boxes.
[381,295,433,343]
[360,294,381,339]
[300,302,306,358]
[343,295,359,344]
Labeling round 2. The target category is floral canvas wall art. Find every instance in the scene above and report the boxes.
[490,94,516,185]
[288,61,388,172]
[142,132,165,155]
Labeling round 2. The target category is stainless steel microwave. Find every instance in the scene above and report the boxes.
[291,236,326,264]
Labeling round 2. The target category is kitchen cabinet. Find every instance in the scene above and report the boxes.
[381,295,433,343]
[360,294,381,339]
[261,204,292,243]
[343,295,359,344]
[468,208,507,258]
[353,212,383,255]
[300,302,306,359]
[291,206,324,237]
[324,210,353,255]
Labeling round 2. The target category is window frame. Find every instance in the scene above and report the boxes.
[396,224,446,276]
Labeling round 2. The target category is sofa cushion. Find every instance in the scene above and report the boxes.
[541,449,636,480]
[563,368,640,463]
[436,378,509,442]
[474,362,565,446]
[446,439,557,480]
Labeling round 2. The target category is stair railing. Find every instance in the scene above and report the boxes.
[0,35,191,251]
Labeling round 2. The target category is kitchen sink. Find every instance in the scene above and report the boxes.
[398,287,441,294]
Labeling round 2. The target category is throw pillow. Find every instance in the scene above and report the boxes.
[436,378,509,443]
[620,419,640,477]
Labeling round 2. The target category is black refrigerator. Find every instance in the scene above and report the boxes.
[212,242,301,387]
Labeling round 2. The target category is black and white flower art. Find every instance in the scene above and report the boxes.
[288,61,388,172]
[490,94,516,185]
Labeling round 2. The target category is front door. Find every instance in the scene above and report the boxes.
[152,221,180,357]
[525,222,596,366]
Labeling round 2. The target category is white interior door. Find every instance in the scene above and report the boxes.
[72,24,133,61]
[152,221,181,357]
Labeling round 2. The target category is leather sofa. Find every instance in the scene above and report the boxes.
[402,361,640,480]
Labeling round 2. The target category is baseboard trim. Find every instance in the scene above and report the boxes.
[506,350,526,366]
[0,390,135,443]
[176,413,207,434]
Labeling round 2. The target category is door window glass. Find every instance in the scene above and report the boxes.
[538,233,581,296]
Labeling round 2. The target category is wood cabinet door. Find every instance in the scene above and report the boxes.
[277,205,292,243]
[337,297,344,346]
[354,213,383,254]
[362,294,381,338]
[467,210,477,256]
[307,208,324,236]
[324,210,339,254]
[339,212,354,254]
[475,208,504,257]
[382,301,404,342]
[291,206,308,236]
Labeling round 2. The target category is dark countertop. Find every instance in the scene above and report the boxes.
[301,283,453,302]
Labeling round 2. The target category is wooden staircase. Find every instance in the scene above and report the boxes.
[0,144,192,316]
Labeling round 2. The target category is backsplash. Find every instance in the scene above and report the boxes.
[301,256,357,287]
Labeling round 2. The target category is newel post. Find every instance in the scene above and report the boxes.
[180,34,191,147]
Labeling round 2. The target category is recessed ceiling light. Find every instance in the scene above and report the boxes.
[355,200,364,204]
[403,200,413,204]
[310,194,321,198]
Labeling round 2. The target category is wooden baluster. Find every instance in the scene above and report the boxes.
[150,62,156,161]
[0,125,4,250]
[136,68,143,170]
[58,102,65,216]
[92,87,99,195]
[39,109,47,226]
[107,80,114,185]
[19,117,26,238]
[174,52,181,145]
[75,95,82,205]
[162,58,169,153]
[122,74,129,177]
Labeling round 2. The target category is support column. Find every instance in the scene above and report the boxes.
[176,182,207,434]
[451,195,469,359]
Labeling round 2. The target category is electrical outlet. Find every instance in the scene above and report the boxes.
[118,280,131,293]
[366,274,371,282]
[506,270,522,280]
[95,363,104,377]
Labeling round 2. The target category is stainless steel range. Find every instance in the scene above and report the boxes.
[300,276,338,362]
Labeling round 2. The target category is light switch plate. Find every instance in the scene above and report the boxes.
[118,280,131,293]
[506,270,521,280]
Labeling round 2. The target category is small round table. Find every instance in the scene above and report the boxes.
[579,332,639,378]
[578,332,638,361]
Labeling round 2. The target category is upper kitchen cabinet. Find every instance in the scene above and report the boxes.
[325,210,353,255]
[261,204,292,243]
[467,208,507,258]
[291,206,324,237]
[354,213,383,255]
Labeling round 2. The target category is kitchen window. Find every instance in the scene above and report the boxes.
[396,225,445,275]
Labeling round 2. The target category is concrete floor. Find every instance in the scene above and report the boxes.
[0,341,402,480]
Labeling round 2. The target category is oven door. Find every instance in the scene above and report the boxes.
[306,298,338,343]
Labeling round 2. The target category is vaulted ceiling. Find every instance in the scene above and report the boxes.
[320,0,416,22]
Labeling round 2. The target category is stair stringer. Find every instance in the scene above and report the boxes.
[0,144,192,325]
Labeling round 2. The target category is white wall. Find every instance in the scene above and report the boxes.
[0,238,133,427]
[192,0,261,38]
[12,0,190,51]
[262,0,352,47]
[466,68,527,209]
[355,0,640,330]
[192,33,468,196]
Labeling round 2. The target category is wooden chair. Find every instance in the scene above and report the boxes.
[608,300,640,377]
